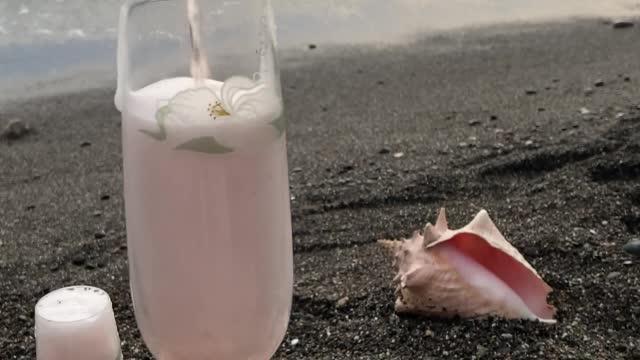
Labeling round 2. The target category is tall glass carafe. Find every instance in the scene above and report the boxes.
[115,1,292,358]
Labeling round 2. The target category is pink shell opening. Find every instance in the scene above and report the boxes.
[434,232,555,321]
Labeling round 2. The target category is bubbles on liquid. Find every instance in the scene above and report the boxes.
[37,285,111,322]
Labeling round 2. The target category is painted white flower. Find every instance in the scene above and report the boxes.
[141,76,284,154]
[220,76,281,120]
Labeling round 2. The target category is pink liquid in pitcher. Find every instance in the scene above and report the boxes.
[121,78,293,360]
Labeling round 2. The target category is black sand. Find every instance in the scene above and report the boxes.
[2,19,640,359]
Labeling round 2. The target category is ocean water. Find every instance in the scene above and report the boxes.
[0,0,638,101]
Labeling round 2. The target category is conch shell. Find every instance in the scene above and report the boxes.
[379,208,556,323]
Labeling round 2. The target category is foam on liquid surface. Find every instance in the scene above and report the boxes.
[36,286,110,322]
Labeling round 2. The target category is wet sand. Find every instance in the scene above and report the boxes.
[1,19,640,359]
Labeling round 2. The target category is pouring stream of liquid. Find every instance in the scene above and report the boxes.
[187,0,211,85]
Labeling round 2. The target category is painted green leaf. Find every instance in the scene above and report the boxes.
[271,116,286,137]
[139,105,170,141]
[175,137,233,154]
[139,128,166,141]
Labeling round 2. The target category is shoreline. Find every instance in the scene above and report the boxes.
[2,16,639,105]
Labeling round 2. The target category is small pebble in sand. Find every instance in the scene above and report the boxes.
[80,141,92,147]
[291,338,299,346]
[378,148,391,155]
[623,260,634,266]
[579,107,591,115]
[425,329,434,337]
[489,115,498,121]
[393,152,404,158]
[594,79,605,87]
[72,254,86,266]
[468,119,481,126]
[501,333,513,339]
[584,87,594,96]
[525,89,537,95]
[292,167,303,173]
[336,297,349,308]
[308,44,317,50]
[1,118,31,140]
[612,21,634,29]
[339,164,354,174]
[607,272,621,280]
[530,183,546,193]
[623,238,640,256]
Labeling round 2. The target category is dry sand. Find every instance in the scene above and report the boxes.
[1,19,640,359]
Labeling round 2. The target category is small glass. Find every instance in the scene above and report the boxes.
[34,286,122,360]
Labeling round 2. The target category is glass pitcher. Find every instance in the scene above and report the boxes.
[114,1,293,358]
